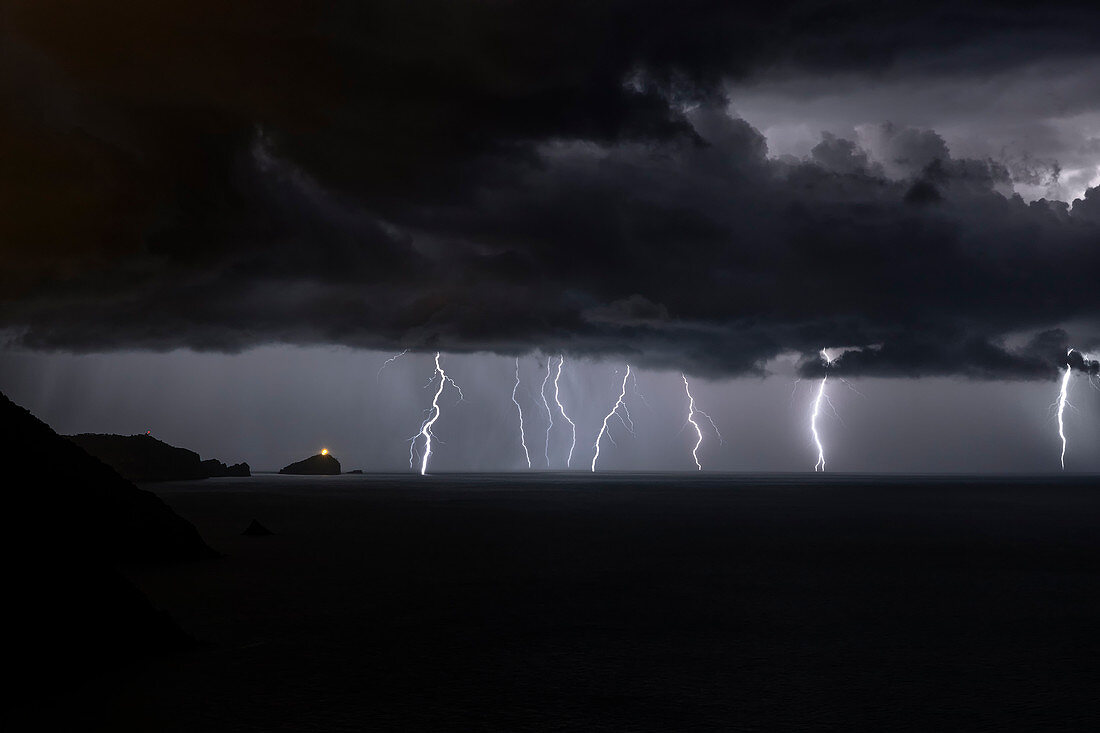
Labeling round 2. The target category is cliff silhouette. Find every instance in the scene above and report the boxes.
[69,433,250,481]
[1,391,216,711]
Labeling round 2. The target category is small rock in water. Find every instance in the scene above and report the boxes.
[242,519,274,536]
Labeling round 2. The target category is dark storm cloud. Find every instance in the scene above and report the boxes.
[1067,347,1100,376]
[798,330,1082,380]
[3,1,1100,379]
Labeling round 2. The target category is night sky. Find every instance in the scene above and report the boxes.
[3,2,1100,471]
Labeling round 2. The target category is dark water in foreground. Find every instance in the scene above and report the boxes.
[90,475,1100,729]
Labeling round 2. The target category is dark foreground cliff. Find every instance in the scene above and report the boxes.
[0,391,215,718]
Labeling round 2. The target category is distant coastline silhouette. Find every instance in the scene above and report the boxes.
[69,433,249,481]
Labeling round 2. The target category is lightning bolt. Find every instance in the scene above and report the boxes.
[540,357,554,467]
[511,357,531,468]
[1055,348,1076,471]
[1057,363,1072,470]
[698,411,723,443]
[811,375,828,472]
[441,372,465,402]
[681,374,703,470]
[377,348,408,379]
[810,348,832,472]
[553,354,577,467]
[409,352,462,476]
[592,365,631,472]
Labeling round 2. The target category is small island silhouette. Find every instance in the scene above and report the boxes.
[279,451,341,475]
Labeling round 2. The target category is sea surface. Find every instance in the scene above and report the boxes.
[77,474,1100,730]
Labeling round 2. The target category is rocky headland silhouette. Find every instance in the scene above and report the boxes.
[69,433,250,481]
[1,391,216,712]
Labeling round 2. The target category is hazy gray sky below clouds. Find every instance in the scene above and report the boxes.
[2,347,1096,474]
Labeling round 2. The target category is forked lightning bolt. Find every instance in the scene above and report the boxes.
[811,375,828,471]
[1057,363,1072,470]
[682,375,703,469]
[553,354,577,467]
[681,374,721,470]
[409,352,462,476]
[541,358,554,467]
[592,365,631,472]
[511,357,531,468]
[1052,347,1100,470]
[810,349,833,472]
[1054,348,1077,471]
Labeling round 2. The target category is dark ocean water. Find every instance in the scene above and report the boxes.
[173,469,1100,492]
[74,474,1100,730]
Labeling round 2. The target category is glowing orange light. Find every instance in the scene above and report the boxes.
[321,448,328,455]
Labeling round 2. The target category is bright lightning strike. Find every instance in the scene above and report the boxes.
[1055,348,1076,471]
[1057,364,1072,470]
[511,357,531,468]
[553,354,577,468]
[811,376,828,471]
[592,365,631,472]
[409,352,462,476]
[540,357,554,467]
[810,349,833,472]
[681,374,720,470]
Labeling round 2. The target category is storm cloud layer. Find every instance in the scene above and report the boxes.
[4,1,1100,379]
